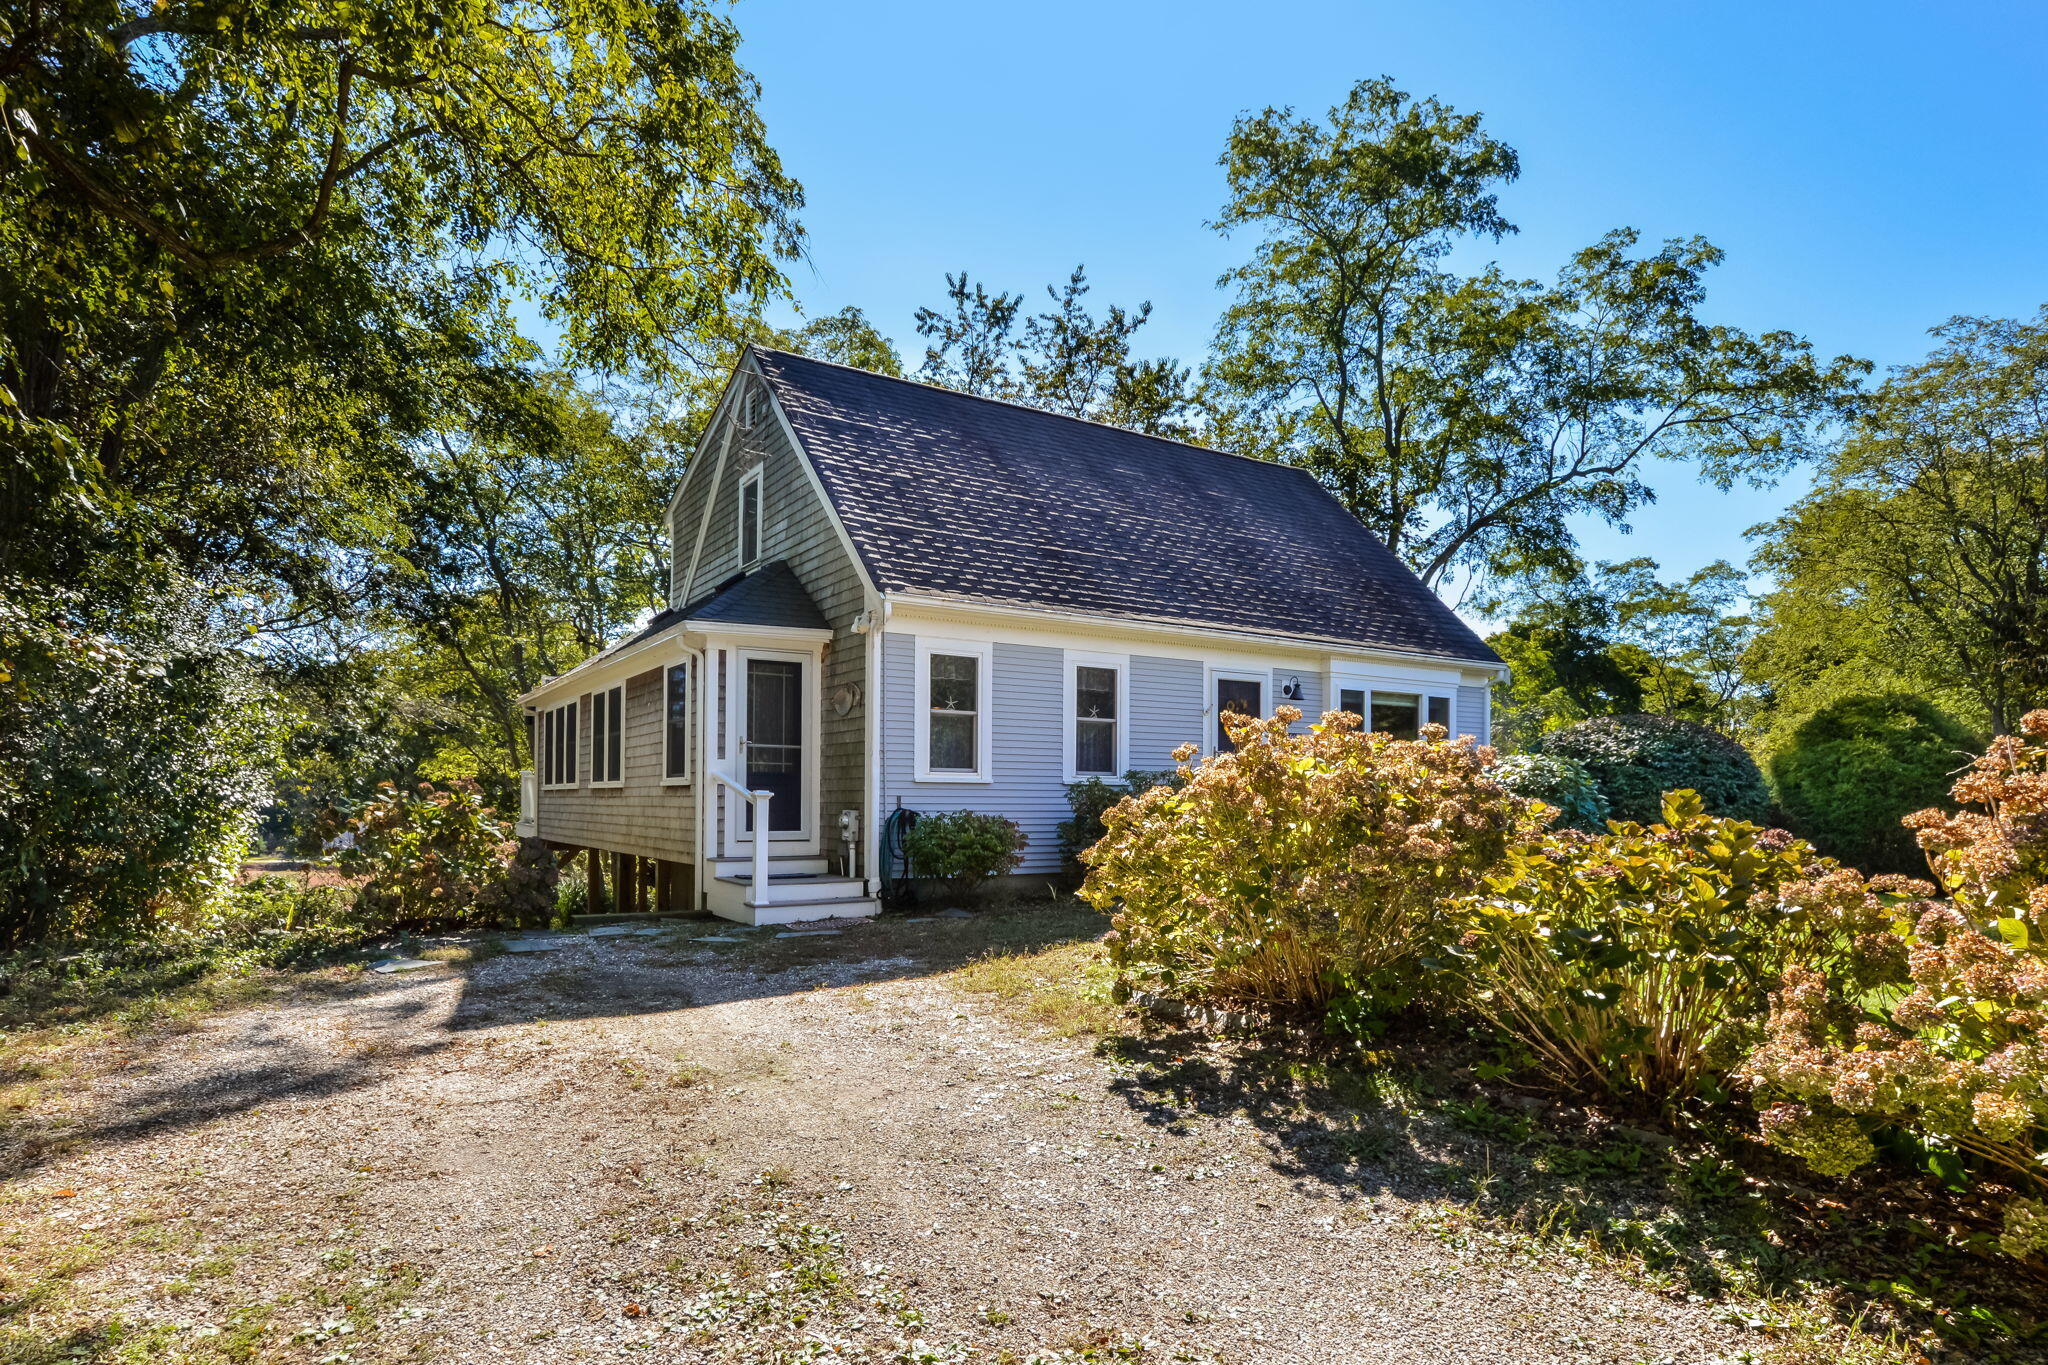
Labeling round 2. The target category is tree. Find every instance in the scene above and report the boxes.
[1749,310,2048,736]
[1485,557,1759,748]
[1,0,802,609]
[914,267,1199,436]
[1208,77,1862,590]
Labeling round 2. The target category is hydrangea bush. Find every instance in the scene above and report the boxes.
[1539,713,1771,825]
[1742,711,2048,1257]
[902,810,1027,898]
[1448,790,1890,1105]
[322,781,537,931]
[1083,708,1523,1025]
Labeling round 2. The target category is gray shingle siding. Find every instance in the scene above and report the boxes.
[534,667,694,864]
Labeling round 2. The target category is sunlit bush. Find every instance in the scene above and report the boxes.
[1083,708,1521,1027]
[1743,712,2048,1256]
[1767,691,1976,874]
[1539,713,1769,825]
[1486,753,1609,831]
[1448,790,1887,1106]
[903,810,1026,898]
[322,781,538,931]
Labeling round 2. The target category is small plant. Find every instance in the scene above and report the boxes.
[1538,713,1769,825]
[1447,790,1886,1106]
[902,810,1026,898]
[1743,712,2048,1257]
[1084,708,1522,1028]
[1486,753,1609,831]
[1056,770,1177,872]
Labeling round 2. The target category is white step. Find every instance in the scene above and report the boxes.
[706,853,832,877]
[713,872,866,905]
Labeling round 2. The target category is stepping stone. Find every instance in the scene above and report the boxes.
[627,927,665,937]
[695,935,746,944]
[775,930,842,939]
[371,958,434,973]
[588,925,637,937]
[900,917,935,923]
[500,938,577,953]
[935,908,974,919]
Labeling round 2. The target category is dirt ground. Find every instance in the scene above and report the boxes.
[0,910,1880,1364]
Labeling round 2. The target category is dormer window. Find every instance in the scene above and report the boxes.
[738,466,763,567]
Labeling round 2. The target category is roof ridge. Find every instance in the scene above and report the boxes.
[747,344,1322,480]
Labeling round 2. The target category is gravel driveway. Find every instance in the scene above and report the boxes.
[2,916,1803,1363]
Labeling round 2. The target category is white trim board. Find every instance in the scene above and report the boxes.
[912,635,994,784]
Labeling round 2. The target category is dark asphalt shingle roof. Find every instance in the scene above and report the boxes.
[582,561,827,671]
[750,348,1500,666]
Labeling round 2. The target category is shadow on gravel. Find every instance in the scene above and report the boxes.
[442,900,1109,1033]
[1100,1027,2048,1362]
[1,972,451,1183]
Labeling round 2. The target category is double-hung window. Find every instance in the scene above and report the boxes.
[915,638,992,781]
[540,699,579,789]
[737,467,763,568]
[1339,688,1453,741]
[589,685,624,786]
[663,661,693,783]
[1065,652,1126,779]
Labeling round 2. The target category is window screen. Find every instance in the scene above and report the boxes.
[928,653,979,771]
[1074,665,1118,775]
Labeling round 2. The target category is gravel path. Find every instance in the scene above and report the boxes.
[4,922,1778,1363]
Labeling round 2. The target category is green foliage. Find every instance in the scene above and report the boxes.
[913,267,1199,437]
[1485,754,1608,831]
[902,811,1027,898]
[1448,791,1880,1105]
[1085,709,1524,1025]
[1537,713,1770,826]
[1748,309,2048,737]
[0,583,277,950]
[1208,76,1860,589]
[1767,692,1977,874]
[1744,713,2048,1257]
[1056,770,1178,873]
[327,781,543,931]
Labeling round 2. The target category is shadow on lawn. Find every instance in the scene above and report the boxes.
[1100,1025,2048,1361]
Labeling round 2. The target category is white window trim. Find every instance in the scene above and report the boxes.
[1205,665,1268,755]
[914,636,994,783]
[541,699,580,790]
[737,464,764,570]
[661,659,695,787]
[1334,683,1456,740]
[589,685,625,788]
[1063,649,1129,782]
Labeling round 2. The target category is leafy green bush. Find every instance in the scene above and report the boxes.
[903,810,1027,898]
[1448,790,1883,1106]
[0,583,278,949]
[325,781,532,931]
[1057,770,1178,872]
[1744,713,2048,1257]
[1538,713,1769,825]
[1084,708,1524,1025]
[1486,753,1609,831]
[1766,692,1976,874]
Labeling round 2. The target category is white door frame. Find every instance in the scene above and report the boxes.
[723,642,823,854]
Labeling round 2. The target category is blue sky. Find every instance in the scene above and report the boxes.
[721,1,2047,593]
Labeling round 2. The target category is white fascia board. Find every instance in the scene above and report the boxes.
[880,593,1509,683]
[517,625,691,709]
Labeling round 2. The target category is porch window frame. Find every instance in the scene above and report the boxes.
[662,659,695,786]
[588,685,625,788]
[914,636,993,783]
[1337,686,1456,741]
[540,698,580,790]
[1063,650,1129,782]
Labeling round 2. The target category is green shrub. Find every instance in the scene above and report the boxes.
[1766,692,1976,874]
[1057,770,1177,873]
[1448,790,1881,1106]
[1744,713,2048,1257]
[903,810,1027,898]
[1486,753,1609,831]
[325,781,523,931]
[1538,713,1769,825]
[1084,708,1525,1026]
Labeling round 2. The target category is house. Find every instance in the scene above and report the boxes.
[515,347,1506,925]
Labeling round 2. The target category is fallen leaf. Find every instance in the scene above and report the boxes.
[51,1189,77,1198]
